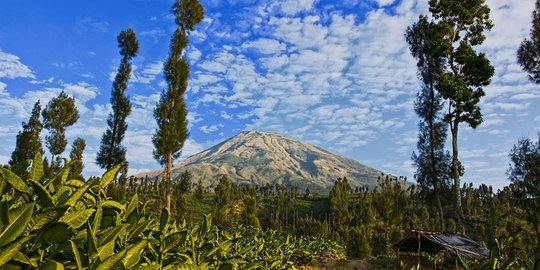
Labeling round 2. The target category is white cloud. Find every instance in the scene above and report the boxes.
[242,38,286,54]
[200,124,223,134]
[74,17,109,34]
[280,0,317,15]
[220,111,232,119]
[29,77,54,84]
[188,48,202,63]
[376,0,395,7]
[0,50,35,79]
[133,61,163,84]
[63,82,99,103]
[139,28,166,43]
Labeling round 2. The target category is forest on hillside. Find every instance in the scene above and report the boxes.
[1,0,540,268]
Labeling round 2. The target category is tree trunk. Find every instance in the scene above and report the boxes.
[165,151,172,213]
[434,182,446,231]
[427,77,445,232]
[451,118,464,233]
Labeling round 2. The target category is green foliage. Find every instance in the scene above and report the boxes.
[9,100,43,177]
[329,177,352,230]
[423,0,495,232]
[69,137,86,180]
[458,239,540,270]
[96,28,139,171]
[507,136,540,251]
[518,0,540,84]
[0,154,344,269]
[153,0,203,213]
[406,14,452,232]
[42,91,79,160]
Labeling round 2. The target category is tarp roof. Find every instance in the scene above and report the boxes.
[393,230,489,259]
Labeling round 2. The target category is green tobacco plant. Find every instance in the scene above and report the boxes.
[0,153,345,269]
[458,239,540,270]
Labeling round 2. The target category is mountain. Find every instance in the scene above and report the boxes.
[135,131,390,193]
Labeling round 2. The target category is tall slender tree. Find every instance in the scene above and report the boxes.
[507,136,540,248]
[9,100,43,175]
[427,0,495,232]
[518,0,540,84]
[153,0,204,213]
[96,28,139,170]
[406,15,451,231]
[42,91,79,167]
[329,177,352,230]
[69,137,86,180]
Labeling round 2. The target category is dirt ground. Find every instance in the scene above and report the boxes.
[325,259,373,269]
[301,259,373,270]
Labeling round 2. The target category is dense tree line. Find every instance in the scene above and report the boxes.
[120,164,539,260]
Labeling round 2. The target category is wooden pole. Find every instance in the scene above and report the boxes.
[417,232,421,267]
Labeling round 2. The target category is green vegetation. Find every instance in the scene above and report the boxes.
[420,0,495,232]
[9,100,43,178]
[0,154,345,269]
[152,0,203,213]
[518,0,540,84]
[42,91,80,172]
[96,28,139,173]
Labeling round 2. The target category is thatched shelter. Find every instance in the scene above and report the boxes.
[394,230,489,259]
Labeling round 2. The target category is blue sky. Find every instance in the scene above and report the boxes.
[0,0,538,190]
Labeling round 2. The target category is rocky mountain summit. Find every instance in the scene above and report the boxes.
[135,131,389,193]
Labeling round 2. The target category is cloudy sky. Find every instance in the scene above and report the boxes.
[0,0,538,189]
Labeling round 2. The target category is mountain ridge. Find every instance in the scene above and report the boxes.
[134,131,389,193]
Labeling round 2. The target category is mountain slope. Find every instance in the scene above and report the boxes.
[135,131,388,193]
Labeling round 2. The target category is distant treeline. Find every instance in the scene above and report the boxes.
[107,169,539,260]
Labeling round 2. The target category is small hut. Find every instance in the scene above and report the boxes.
[394,230,489,268]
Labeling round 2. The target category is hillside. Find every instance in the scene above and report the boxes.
[135,131,389,193]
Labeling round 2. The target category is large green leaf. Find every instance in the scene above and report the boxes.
[64,178,97,207]
[29,180,54,207]
[70,240,83,270]
[95,238,116,262]
[126,193,138,217]
[99,163,125,190]
[65,179,85,188]
[28,209,56,231]
[50,160,73,189]
[87,223,98,260]
[31,152,44,183]
[10,251,33,266]
[42,223,72,244]
[159,207,169,232]
[162,231,188,254]
[52,186,71,205]
[203,214,212,234]
[489,241,500,269]
[93,204,103,233]
[98,224,126,246]
[102,200,125,212]
[0,167,30,194]
[59,209,95,229]
[96,247,127,270]
[128,219,153,240]
[39,260,65,270]
[0,201,8,226]
[0,202,34,247]
[122,239,148,269]
[177,264,207,270]
[0,236,32,266]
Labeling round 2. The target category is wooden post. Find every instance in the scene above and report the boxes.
[417,232,421,267]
